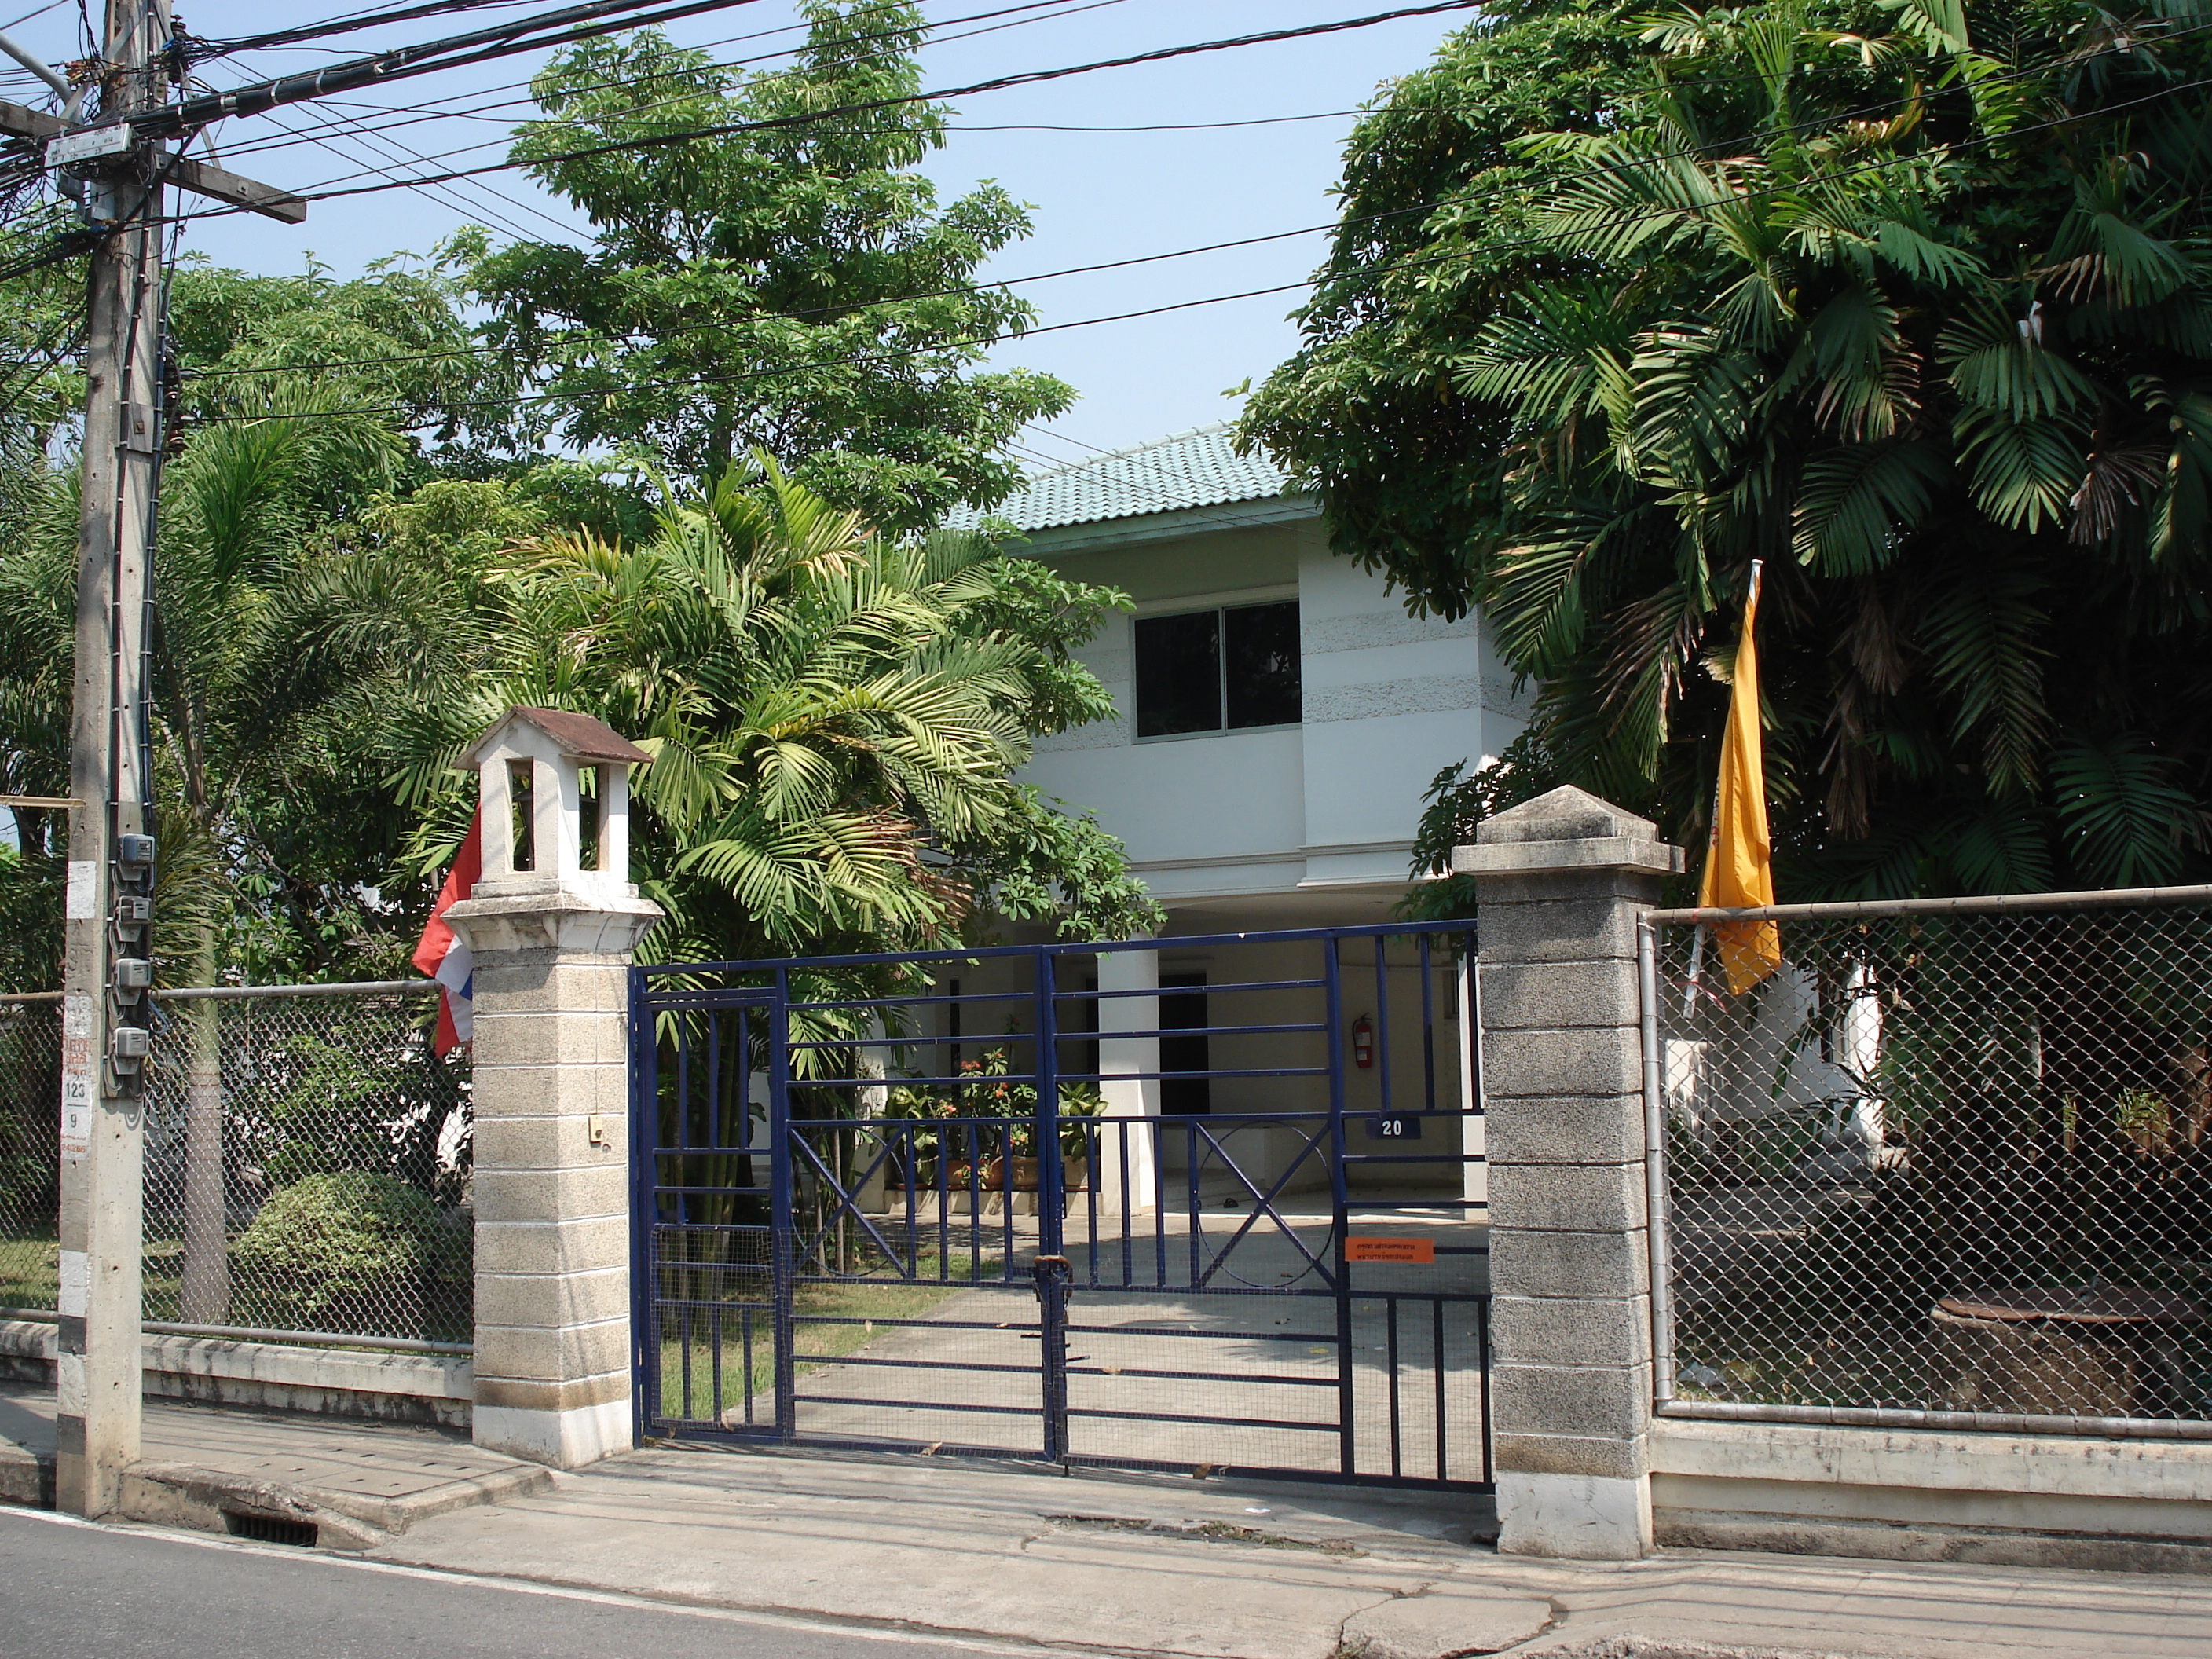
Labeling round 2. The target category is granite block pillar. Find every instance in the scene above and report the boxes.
[445,890,659,1467]
[444,705,661,1467]
[1452,786,1681,1559]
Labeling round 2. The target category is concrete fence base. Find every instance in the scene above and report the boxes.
[1,1320,470,1426]
[1651,1415,2212,1573]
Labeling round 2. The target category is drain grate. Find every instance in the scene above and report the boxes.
[224,1511,318,1548]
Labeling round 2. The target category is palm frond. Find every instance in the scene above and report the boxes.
[2051,733,2196,887]
[1792,440,1944,572]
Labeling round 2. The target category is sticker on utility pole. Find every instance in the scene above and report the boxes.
[60,992,93,1160]
[46,124,133,167]
[64,859,97,919]
[58,1249,86,1319]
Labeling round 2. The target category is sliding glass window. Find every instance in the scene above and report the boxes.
[1133,600,1301,738]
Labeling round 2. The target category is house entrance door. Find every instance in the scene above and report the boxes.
[629,923,1492,1491]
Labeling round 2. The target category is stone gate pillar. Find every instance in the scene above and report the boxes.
[1452,786,1681,1559]
[443,707,661,1469]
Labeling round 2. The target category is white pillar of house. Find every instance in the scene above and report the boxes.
[1096,939,1161,1216]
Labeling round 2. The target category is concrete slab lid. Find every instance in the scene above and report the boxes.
[463,705,653,768]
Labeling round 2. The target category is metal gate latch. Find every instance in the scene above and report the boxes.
[1030,1254,1071,1301]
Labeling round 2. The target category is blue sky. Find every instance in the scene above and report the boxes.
[3,0,1470,463]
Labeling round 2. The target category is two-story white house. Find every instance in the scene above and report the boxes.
[1000,423,1529,932]
[939,426,1529,1207]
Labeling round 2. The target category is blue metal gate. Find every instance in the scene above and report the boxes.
[629,921,1490,1490]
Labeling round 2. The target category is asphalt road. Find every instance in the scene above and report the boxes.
[0,1508,1036,1659]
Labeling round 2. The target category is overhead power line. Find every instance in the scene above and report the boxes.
[206,0,1119,172]
[201,0,586,60]
[158,0,1492,200]
[171,14,2212,387]
[247,96,576,241]
[176,3,2212,230]
[183,0,2062,189]
[180,216,1350,382]
[195,0,964,160]
[143,0,769,135]
[0,2,70,35]
[947,112,1363,132]
[203,0,2067,187]
[175,67,2212,430]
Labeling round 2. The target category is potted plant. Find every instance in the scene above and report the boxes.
[883,1042,1101,1206]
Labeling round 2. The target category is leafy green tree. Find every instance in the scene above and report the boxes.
[167,254,515,450]
[467,1,1072,526]
[1247,0,2212,897]
[0,259,588,991]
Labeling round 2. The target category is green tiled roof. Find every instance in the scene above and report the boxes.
[980,423,1292,533]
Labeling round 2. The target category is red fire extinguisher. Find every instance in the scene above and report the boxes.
[1352,1014,1375,1069]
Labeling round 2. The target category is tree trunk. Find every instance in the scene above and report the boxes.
[178,925,228,1324]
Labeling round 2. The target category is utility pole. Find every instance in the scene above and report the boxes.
[55,0,168,1520]
[41,0,301,1518]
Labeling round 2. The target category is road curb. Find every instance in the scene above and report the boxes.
[118,1453,552,1550]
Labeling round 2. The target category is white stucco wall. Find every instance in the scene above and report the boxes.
[1294,527,1524,891]
[1014,504,1529,917]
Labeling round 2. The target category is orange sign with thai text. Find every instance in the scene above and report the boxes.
[1345,1236,1434,1264]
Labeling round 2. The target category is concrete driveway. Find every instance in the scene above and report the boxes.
[777,1201,1491,1482]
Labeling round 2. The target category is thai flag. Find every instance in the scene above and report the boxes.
[412,808,482,1057]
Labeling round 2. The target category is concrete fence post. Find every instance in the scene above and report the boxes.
[445,892,659,1467]
[1452,786,1682,1559]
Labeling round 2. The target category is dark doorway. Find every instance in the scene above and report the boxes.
[1159,971,1210,1115]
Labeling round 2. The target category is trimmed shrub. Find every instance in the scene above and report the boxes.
[230,1171,470,1340]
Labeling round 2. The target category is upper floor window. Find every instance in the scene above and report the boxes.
[1133,600,1300,738]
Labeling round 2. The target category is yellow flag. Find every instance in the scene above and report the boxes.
[1696,562,1782,994]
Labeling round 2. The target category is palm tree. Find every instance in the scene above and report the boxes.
[343,462,1154,1301]
[368,459,1154,968]
[0,392,424,1318]
[1264,0,2212,899]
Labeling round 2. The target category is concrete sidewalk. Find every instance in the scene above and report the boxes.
[5,1387,2212,1658]
[0,1384,548,1547]
[360,1441,2212,1659]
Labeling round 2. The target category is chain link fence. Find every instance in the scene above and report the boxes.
[1645,890,2212,1434]
[0,994,61,1313]
[0,983,472,1348]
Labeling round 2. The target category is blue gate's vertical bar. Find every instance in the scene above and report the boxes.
[1033,948,1071,1460]
[769,967,797,1438]
[675,1013,693,1418]
[627,965,658,1443]
[1324,934,1353,1476]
